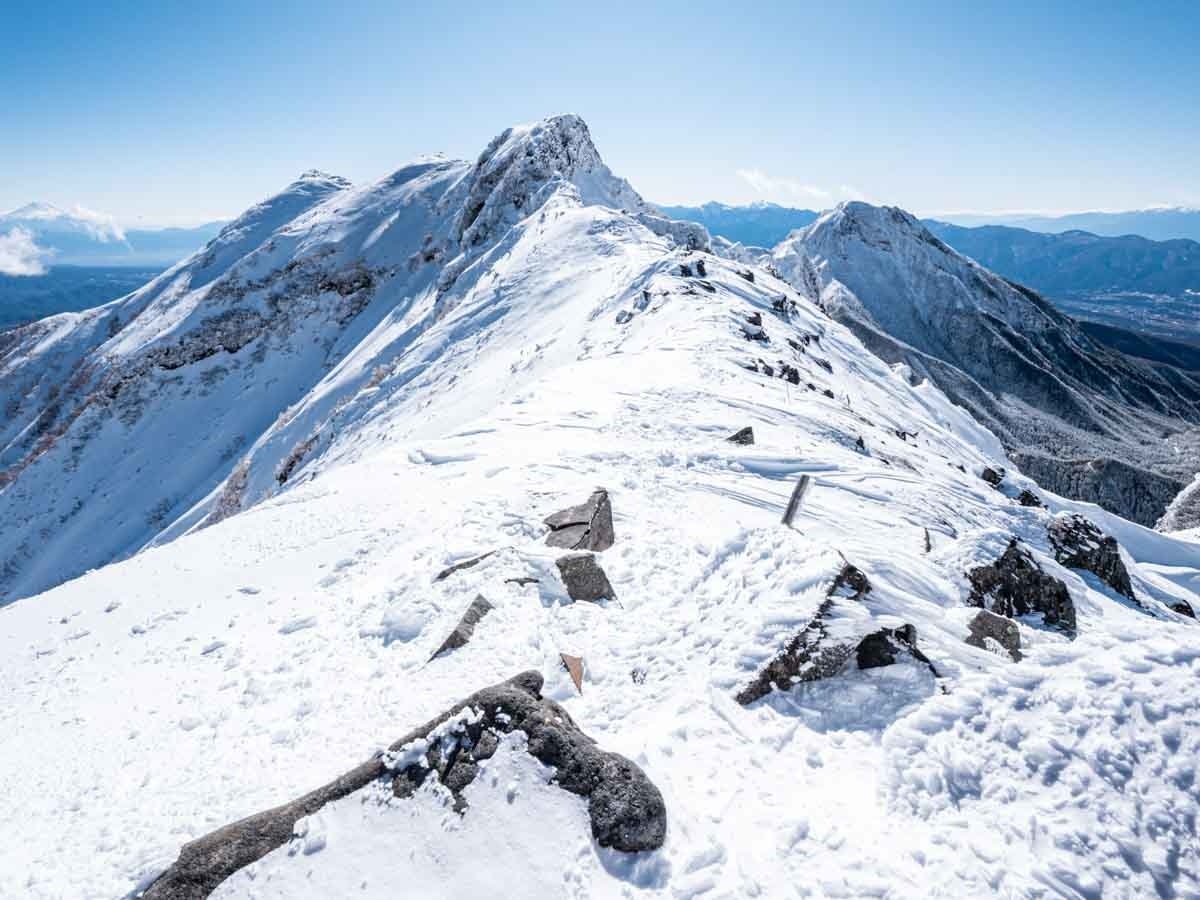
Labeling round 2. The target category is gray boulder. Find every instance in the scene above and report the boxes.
[980,466,1005,488]
[555,553,617,603]
[544,489,615,552]
[1171,600,1196,618]
[967,539,1076,636]
[1048,513,1137,602]
[965,609,1022,661]
[1016,489,1043,508]
[140,672,666,899]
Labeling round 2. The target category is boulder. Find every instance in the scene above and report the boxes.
[1048,514,1136,602]
[695,259,707,277]
[829,562,872,601]
[615,310,633,325]
[544,488,615,551]
[967,539,1076,636]
[429,595,493,660]
[727,426,755,445]
[980,466,1005,488]
[141,672,667,899]
[965,609,1022,661]
[1171,600,1196,618]
[743,312,767,342]
[555,553,617,603]
[855,624,937,675]
[1016,489,1043,508]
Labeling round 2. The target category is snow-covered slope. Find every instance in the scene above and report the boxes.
[3,118,1200,899]
[0,116,663,604]
[765,202,1200,528]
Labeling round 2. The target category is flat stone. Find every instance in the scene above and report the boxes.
[429,595,493,660]
[544,489,614,552]
[555,553,617,603]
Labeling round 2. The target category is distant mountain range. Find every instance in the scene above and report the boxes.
[939,207,1200,242]
[0,202,225,269]
[656,202,817,247]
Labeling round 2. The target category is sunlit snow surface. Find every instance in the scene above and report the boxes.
[2,125,1200,897]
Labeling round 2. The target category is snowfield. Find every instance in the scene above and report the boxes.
[2,116,1199,899]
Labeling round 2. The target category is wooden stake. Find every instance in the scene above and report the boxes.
[560,653,584,694]
[782,474,811,529]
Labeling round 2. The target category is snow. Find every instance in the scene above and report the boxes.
[1,115,1198,899]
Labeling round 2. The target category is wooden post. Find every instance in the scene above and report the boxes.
[782,474,811,529]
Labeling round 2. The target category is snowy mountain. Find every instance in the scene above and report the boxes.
[3,117,1200,899]
[762,202,1200,528]
[0,201,223,269]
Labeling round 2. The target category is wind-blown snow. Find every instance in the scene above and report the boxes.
[1,117,1199,899]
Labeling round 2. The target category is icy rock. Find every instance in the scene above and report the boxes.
[965,609,1022,661]
[141,673,666,898]
[855,624,937,673]
[727,426,755,445]
[1048,514,1136,602]
[736,563,872,704]
[1017,489,1043,508]
[615,310,634,325]
[967,539,1076,636]
[543,488,615,551]
[429,595,493,660]
[555,553,617,604]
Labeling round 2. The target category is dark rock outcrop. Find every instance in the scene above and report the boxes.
[140,672,666,899]
[555,553,617,603]
[1170,600,1196,618]
[429,595,493,660]
[544,489,615,552]
[855,624,936,675]
[967,539,1076,636]
[965,609,1022,661]
[727,426,755,445]
[743,312,767,342]
[1048,514,1136,601]
[980,467,1005,488]
[736,563,873,704]
[1016,489,1043,508]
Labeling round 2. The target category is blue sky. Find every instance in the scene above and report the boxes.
[3,0,1198,225]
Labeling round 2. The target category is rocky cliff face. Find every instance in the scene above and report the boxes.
[766,202,1200,526]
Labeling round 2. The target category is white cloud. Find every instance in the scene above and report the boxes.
[736,169,831,202]
[735,170,874,207]
[0,227,50,276]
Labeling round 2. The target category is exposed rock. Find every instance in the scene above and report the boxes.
[141,672,666,898]
[1171,600,1196,618]
[1016,489,1043,508]
[544,489,615,551]
[855,624,937,675]
[727,426,755,445]
[980,466,1005,488]
[433,550,497,582]
[678,263,693,277]
[1048,514,1136,602]
[830,562,872,600]
[555,553,617,603]
[967,539,1076,636]
[737,269,755,283]
[504,576,540,587]
[965,609,1022,661]
[695,259,707,277]
[615,310,633,325]
[429,595,493,660]
[736,562,872,704]
[743,311,767,342]
[855,435,866,452]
